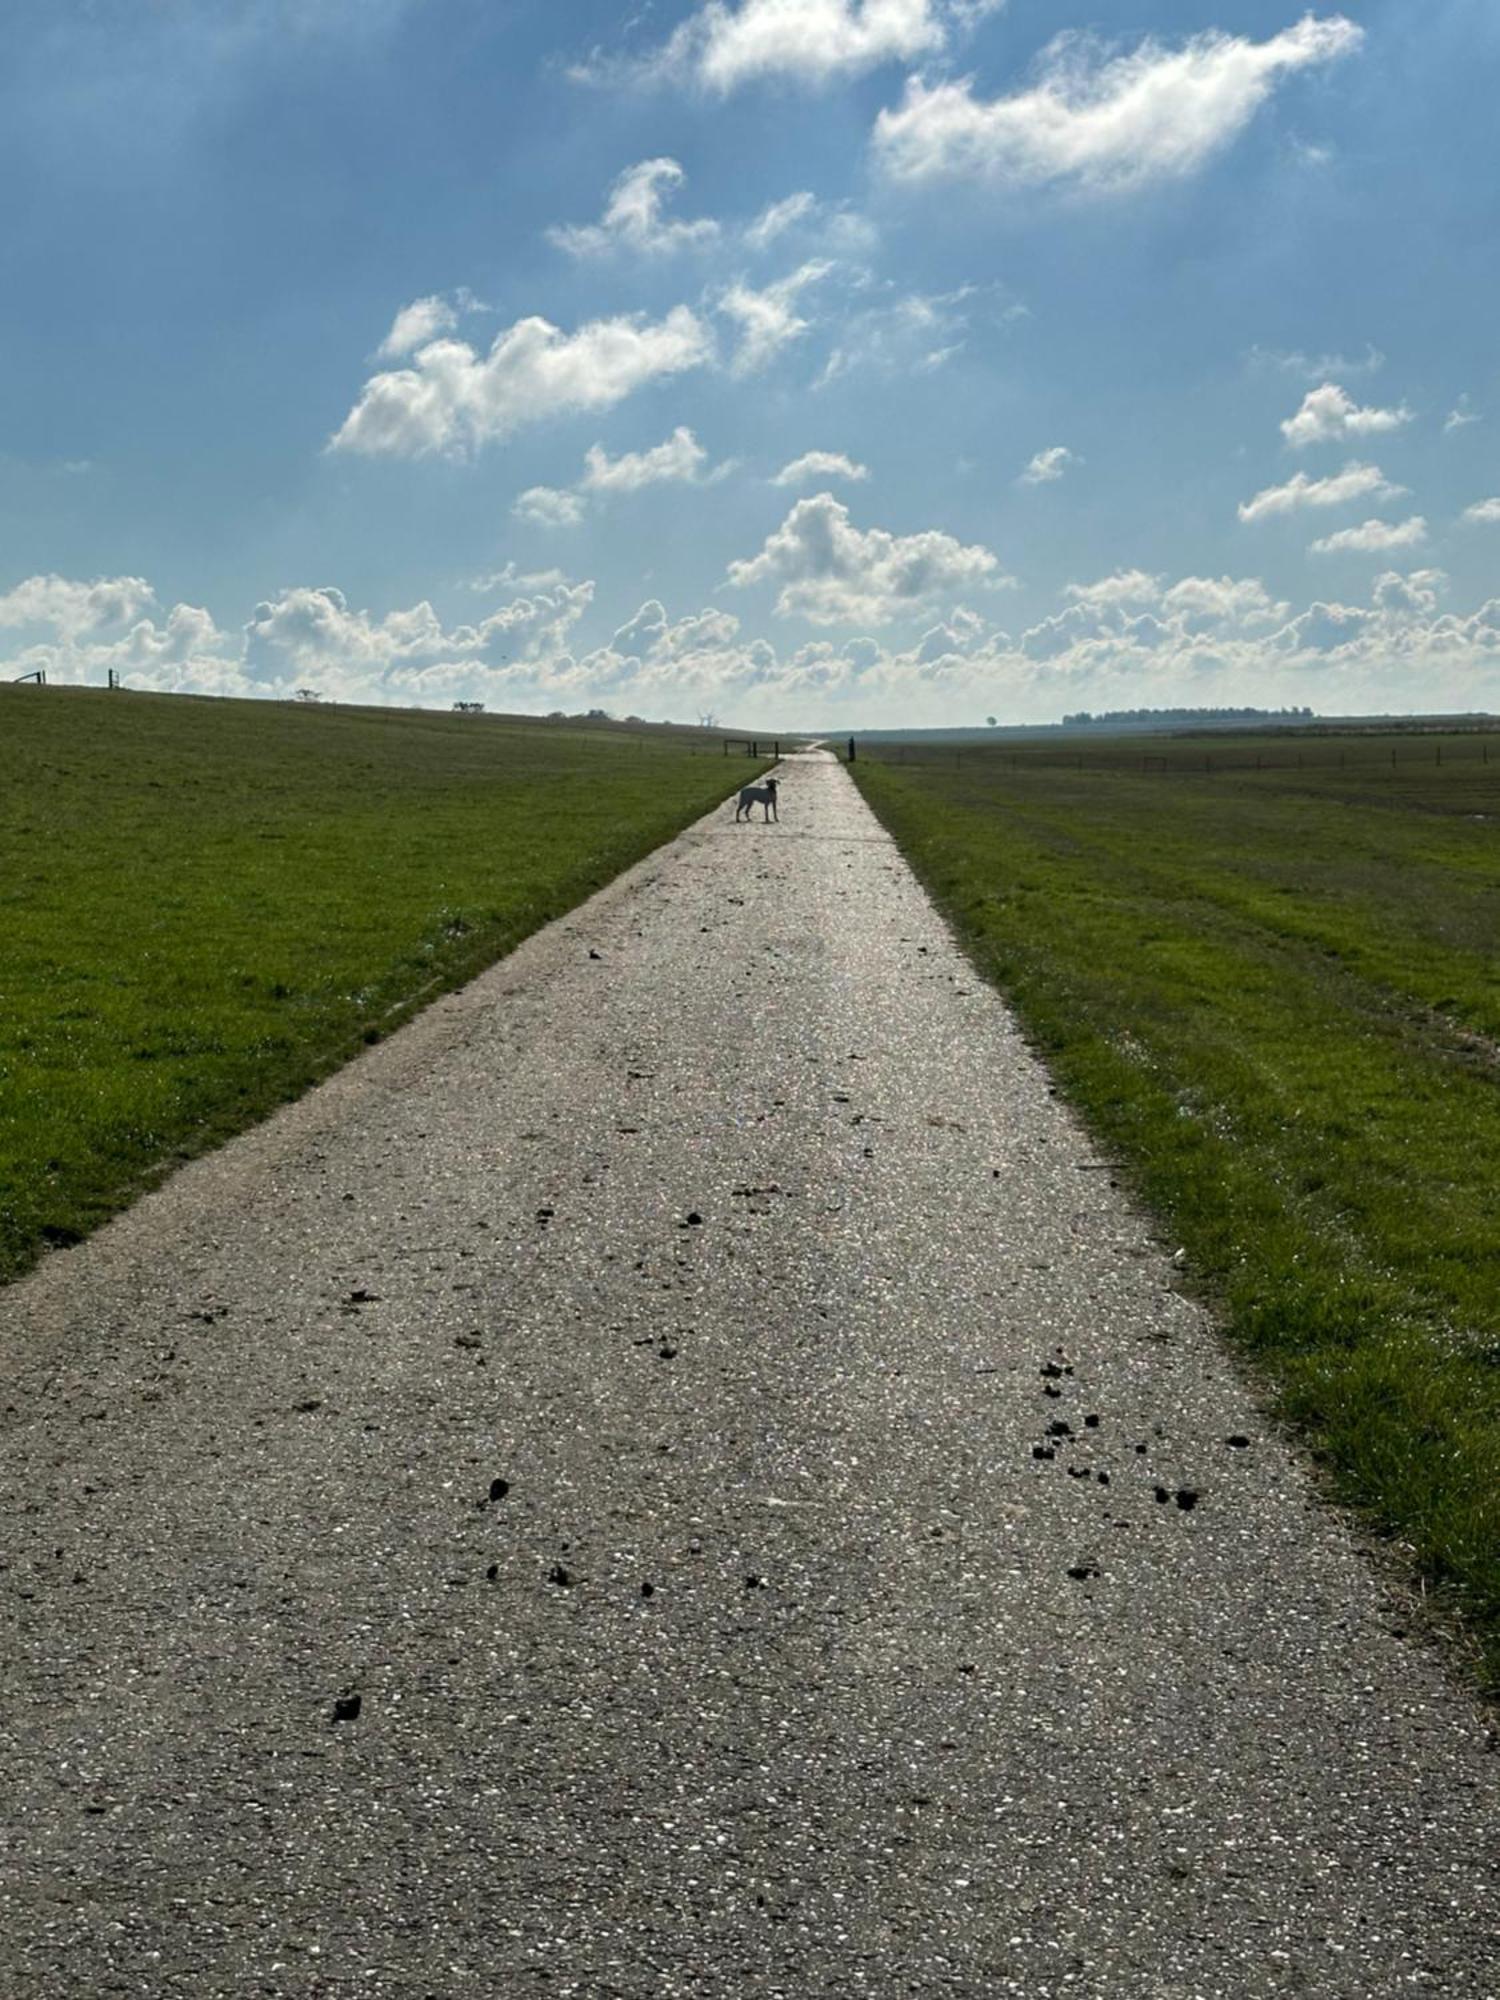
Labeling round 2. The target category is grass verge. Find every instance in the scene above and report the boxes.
[852,734,1500,1692]
[1,686,764,1284]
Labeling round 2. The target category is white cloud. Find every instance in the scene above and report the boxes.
[377,294,458,359]
[332,306,714,457]
[874,15,1363,192]
[510,428,726,533]
[12,561,1500,725]
[241,580,595,699]
[0,572,158,639]
[1238,460,1404,522]
[1445,397,1482,435]
[1309,516,1428,556]
[717,261,832,375]
[1462,497,1500,524]
[744,190,818,250]
[1248,342,1385,381]
[1019,445,1076,485]
[548,158,720,258]
[1280,382,1412,448]
[726,491,1007,624]
[0,573,240,694]
[773,449,870,486]
[651,0,975,93]
[1161,575,1289,624]
[469,563,572,594]
[1064,569,1161,607]
[581,426,712,492]
[512,485,586,528]
[817,282,991,385]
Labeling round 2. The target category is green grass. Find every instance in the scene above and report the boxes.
[852,730,1500,1690]
[1,686,764,1284]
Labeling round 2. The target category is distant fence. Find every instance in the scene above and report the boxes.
[722,738,780,759]
[11,669,45,685]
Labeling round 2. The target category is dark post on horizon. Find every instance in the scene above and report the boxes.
[848,736,856,762]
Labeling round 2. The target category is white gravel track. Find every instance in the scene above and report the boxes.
[2,749,1496,1998]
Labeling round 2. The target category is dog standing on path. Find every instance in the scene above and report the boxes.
[736,777,778,823]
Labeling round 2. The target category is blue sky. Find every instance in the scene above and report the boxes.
[2,0,1498,725]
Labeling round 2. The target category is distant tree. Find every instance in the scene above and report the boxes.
[986,715,998,727]
[585,707,612,721]
[452,700,485,713]
[294,688,322,703]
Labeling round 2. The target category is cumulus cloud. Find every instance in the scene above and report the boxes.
[1445,397,1481,435]
[1019,445,1076,485]
[581,426,712,493]
[1238,460,1404,522]
[647,0,976,93]
[717,261,832,375]
[1462,497,1500,524]
[241,580,595,700]
[1280,382,1412,448]
[512,485,586,529]
[1309,516,1427,555]
[1161,575,1289,624]
[0,572,158,638]
[874,15,1362,192]
[332,306,714,457]
[1064,569,1161,607]
[548,158,720,258]
[11,561,1500,724]
[0,573,239,694]
[773,449,870,486]
[726,491,1006,624]
[377,295,458,359]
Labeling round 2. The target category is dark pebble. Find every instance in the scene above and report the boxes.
[1043,1385,1062,1400]
[1032,1446,1055,1461]
[589,948,601,959]
[1176,1489,1200,1511]
[744,1573,766,1590]
[659,1344,678,1360]
[686,1212,703,1226]
[1226,1435,1250,1449]
[1097,1472,1111,1487]
[1154,1487,1171,1504]
[1084,1414,1100,1429]
[489,1477,510,1502]
[486,1563,499,1582]
[1040,1363,1065,1379]
[332,1694,362,1723]
[1047,1420,1072,1438]
[641,1582,655,1599]
[548,1564,573,1588]
[1067,1565,1100,1581]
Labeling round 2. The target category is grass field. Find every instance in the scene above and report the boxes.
[0,686,762,1285]
[852,729,1500,1690]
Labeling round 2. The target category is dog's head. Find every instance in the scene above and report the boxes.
[766,778,778,794]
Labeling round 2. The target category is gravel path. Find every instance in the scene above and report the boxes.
[2,749,1496,1999]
